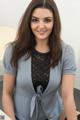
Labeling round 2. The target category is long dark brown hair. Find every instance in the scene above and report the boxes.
[10,0,62,68]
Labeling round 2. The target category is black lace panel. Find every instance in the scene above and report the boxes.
[31,49,50,93]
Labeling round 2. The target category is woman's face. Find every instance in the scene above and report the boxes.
[30,8,54,42]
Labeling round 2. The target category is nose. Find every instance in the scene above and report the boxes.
[38,21,45,29]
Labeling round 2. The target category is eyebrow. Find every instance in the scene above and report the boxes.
[31,16,53,19]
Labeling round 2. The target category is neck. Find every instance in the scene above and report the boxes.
[35,44,49,53]
[35,38,50,52]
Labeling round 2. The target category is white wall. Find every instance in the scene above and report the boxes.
[0,0,80,89]
[0,0,31,29]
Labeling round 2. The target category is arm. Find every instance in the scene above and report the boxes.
[61,74,77,120]
[2,74,16,120]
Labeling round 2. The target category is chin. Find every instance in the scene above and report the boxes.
[37,38,48,41]
[36,36,48,40]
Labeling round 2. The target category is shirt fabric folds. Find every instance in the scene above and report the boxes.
[3,40,76,120]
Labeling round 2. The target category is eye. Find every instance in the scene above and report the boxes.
[31,18,39,23]
[44,18,53,23]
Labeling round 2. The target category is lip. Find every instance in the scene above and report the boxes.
[39,33,45,35]
[38,31,46,35]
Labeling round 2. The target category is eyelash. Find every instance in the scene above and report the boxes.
[31,19,52,23]
[31,19,38,22]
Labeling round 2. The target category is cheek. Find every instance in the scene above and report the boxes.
[48,22,54,29]
[30,24,34,31]
[48,24,54,32]
[31,23,37,31]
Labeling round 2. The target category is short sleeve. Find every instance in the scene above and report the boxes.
[3,44,17,75]
[62,45,77,75]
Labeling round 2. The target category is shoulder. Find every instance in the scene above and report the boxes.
[5,43,14,53]
[60,40,76,75]
[61,40,72,50]
[3,43,17,75]
[3,43,15,65]
[61,40,75,57]
[4,43,16,59]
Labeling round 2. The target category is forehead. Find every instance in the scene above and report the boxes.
[31,8,53,18]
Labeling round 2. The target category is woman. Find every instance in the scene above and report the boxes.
[2,0,77,120]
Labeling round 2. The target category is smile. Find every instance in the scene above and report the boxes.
[37,31,47,34]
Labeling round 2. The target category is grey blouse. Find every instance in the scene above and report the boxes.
[3,40,76,120]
